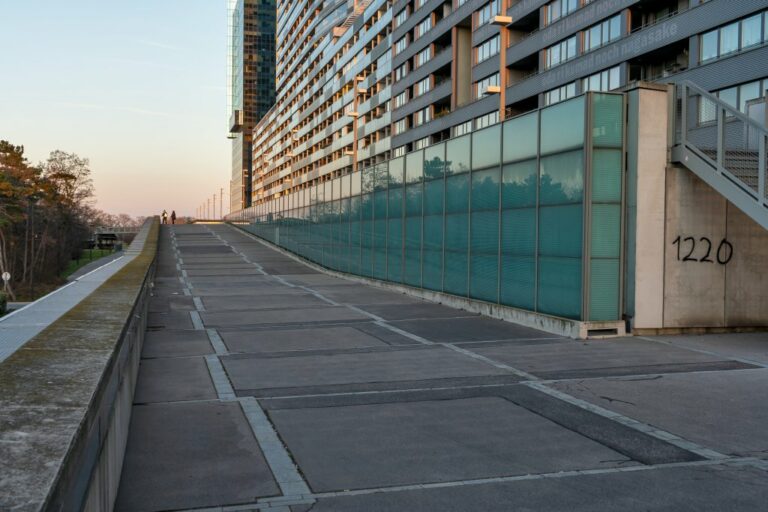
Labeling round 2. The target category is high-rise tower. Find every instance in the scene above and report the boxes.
[228,0,276,212]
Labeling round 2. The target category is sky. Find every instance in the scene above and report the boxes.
[0,0,231,218]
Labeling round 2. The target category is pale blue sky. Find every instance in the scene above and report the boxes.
[0,0,230,217]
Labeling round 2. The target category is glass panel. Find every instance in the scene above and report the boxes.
[592,93,623,148]
[719,23,739,56]
[591,204,621,259]
[739,81,761,113]
[539,150,584,205]
[389,157,405,187]
[446,134,471,175]
[741,14,762,49]
[502,160,537,208]
[446,173,470,213]
[362,166,374,193]
[538,204,583,258]
[422,215,443,291]
[590,259,620,321]
[700,30,718,61]
[472,124,502,169]
[471,168,500,211]
[444,214,468,296]
[592,149,622,202]
[470,210,499,302]
[406,150,424,183]
[540,96,585,154]
[374,162,389,191]
[719,87,737,109]
[537,255,582,319]
[503,112,538,163]
[351,170,362,196]
[424,142,445,180]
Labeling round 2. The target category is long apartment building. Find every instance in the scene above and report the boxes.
[235,0,768,213]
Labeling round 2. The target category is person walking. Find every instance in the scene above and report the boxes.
[161,210,168,224]
[171,210,177,225]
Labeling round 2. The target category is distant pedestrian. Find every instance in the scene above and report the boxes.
[161,210,168,224]
[171,210,177,225]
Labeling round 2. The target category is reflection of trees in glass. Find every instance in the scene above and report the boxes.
[424,157,446,180]
[472,174,500,210]
[502,168,537,207]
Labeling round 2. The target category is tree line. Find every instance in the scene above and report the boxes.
[0,140,143,301]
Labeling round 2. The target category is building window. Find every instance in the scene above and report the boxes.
[475,111,499,129]
[543,82,576,106]
[544,0,581,27]
[393,146,407,157]
[413,107,432,127]
[394,118,409,135]
[544,35,577,69]
[415,17,433,39]
[394,63,409,81]
[454,120,473,136]
[414,77,432,97]
[395,8,408,28]
[414,137,430,150]
[582,66,621,92]
[473,73,500,99]
[700,78,768,123]
[395,36,408,55]
[700,11,768,63]
[583,14,621,53]
[476,0,500,28]
[414,47,432,68]
[475,35,500,64]
[394,91,409,109]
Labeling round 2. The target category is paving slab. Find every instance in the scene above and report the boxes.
[469,338,748,379]
[550,368,768,458]
[390,316,562,343]
[184,268,265,276]
[353,302,479,320]
[650,333,768,366]
[270,396,634,492]
[201,294,327,311]
[133,357,217,404]
[115,401,279,512]
[308,464,768,511]
[200,306,369,327]
[222,346,509,394]
[305,286,426,305]
[219,326,389,353]
[142,330,214,358]
[146,311,194,330]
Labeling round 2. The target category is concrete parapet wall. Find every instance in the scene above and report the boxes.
[0,218,159,511]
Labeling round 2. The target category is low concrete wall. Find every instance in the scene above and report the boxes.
[0,218,159,511]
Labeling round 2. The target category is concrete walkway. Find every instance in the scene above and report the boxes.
[116,224,768,511]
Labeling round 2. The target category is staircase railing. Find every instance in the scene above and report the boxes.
[671,81,768,228]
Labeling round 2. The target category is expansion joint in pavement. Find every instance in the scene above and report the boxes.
[523,381,730,461]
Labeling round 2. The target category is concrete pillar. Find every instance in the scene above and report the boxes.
[626,84,670,330]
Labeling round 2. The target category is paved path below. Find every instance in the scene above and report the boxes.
[116,224,768,512]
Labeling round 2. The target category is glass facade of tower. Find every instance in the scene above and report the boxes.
[229,0,276,212]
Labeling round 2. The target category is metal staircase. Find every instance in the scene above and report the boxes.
[671,81,768,230]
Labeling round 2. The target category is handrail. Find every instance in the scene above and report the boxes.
[678,80,768,134]
[673,80,767,229]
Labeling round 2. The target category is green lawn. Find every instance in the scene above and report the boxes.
[60,249,114,279]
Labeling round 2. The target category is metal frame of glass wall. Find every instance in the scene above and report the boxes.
[235,92,626,321]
